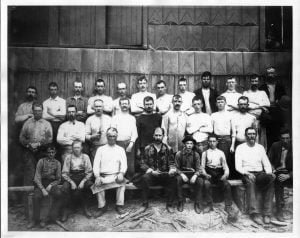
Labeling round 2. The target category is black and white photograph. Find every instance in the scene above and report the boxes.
[1,0,299,236]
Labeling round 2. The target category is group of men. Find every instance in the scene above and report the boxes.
[13,66,292,228]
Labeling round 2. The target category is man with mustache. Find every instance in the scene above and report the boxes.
[221,76,242,112]
[112,82,130,115]
[57,105,86,163]
[66,80,88,122]
[156,80,173,115]
[235,127,275,225]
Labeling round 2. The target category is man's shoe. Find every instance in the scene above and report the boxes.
[94,206,107,218]
[251,213,263,225]
[166,204,175,213]
[142,202,149,212]
[115,205,126,215]
[203,205,213,213]
[177,201,184,212]
[83,204,92,218]
[39,220,47,228]
[27,221,37,229]
[225,206,238,222]
[276,211,285,222]
[263,215,271,224]
[194,203,202,214]
[61,210,68,222]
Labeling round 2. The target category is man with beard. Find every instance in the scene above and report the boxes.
[111,98,138,178]
[178,77,195,115]
[162,95,188,153]
[131,75,156,116]
[194,71,219,115]
[19,103,53,185]
[221,76,242,112]
[66,80,88,122]
[42,82,66,144]
[87,79,113,115]
[156,80,173,115]
[15,86,38,124]
[136,96,162,157]
[135,127,177,213]
[269,129,293,222]
[235,127,275,225]
[113,82,130,115]
[85,99,112,163]
[243,75,270,149]
[57,105,86,163]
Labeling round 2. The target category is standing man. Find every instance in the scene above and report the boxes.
[269,129,293,222]
[131,75,156,116]
[235,127,275,225]
[113,82,130,115]
[85,99,112,163]
[201,134,233,214]
[66,80,88,122]
[61,140,93,220]
[178,77,195,115]
[186,97,213,155]
[161,94,188,153]
[57,105,86,163]
[194,71,219,115]
[136,96,162,157]
[28,144,62,229]
[174,136,203,213]
[92,128,128,217]
[111,98,138,178]
[42,82,66,144]
[211,96,235,176]
[221,76,242,111]
[156,80,173,115]
[134,127,177,213]
[87,79,113,115]
[19,103,53,185]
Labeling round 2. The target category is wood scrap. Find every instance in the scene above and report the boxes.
[170,222,179,231]
[228,221,242,230]
[132,211,153,221]
[54,220,69,231]
[251,223,259,229]
[129,218,146,229]
[118,211,129,219]
[270,220,288,226]
[113,207,145,227]
[145,217,157,224]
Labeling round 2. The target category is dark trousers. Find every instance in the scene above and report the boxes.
[203,167,232,207]
[50,121,61,144]
[117,140,135,179]
[241,171,275,216]
[140,173,176,206]
[274,173,292,212]
[33,179,62,222]
[176,174,204,204]
[217,135,234,178]
[23,149,44,186]
[61,171,93,208]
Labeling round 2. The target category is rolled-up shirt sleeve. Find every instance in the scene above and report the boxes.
[119,148,128,174]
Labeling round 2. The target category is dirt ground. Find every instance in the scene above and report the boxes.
[7,188,293,233]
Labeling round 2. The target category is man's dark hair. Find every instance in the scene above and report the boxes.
[48,82,58,89]
[192,96,202,103]
[201,71,212,79]
[216,95,226,102]
[27,86,38,94]
[46,143,56,151]
[95,78,105,86]
[74,80,83,86]
[119,97,130,105]
[250,74,259,80]
[178,77,187,84]
[67,104,77,112]
[226,75,235,81]
[238,96,249,104]
[156,80,166,87]
[32,102,43,111]
[154,127,165,136]
[137,75,147,83]
[280,128,290,135]
[143,96,154,104]
[208,133,218,140]
[172,94,182,101]
[245,127,257,135]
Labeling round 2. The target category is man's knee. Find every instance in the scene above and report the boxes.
[176,175,183,185]
[204,179,211,188]
[195,177,204,187]
[61,181,71,193]
[33,189,43,200]
[50,185,63,198]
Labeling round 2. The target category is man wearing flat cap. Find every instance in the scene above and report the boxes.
[174,135,204,213]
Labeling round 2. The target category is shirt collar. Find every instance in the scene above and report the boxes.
[49,96,59,101]
[225,90,237,93]
[182,147,194,155]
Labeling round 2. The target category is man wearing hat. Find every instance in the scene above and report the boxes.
[174,135,204,213]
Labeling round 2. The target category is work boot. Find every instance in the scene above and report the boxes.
[177,201,184,212]
[194,203,202,214]
[83,204,92,218]
[276,211,285,222]
[61,209,68,222]
[94,205,107,218]
[263,215,271,224]
[251,213,263,225]
[27,221,37,229]
[203,204,213,213]
[142,202,149,212]
[115,205,126,215]
[166,204,175,213]
[225,206,237,222]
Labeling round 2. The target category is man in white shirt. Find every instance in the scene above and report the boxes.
[43,82,66,143]
[131,75,156,116]
[186,97,213,154]
[221,76,242,112]
[87,79,113,115]
[235,127,275,225]
[112,82,130,115]
[162,94,187,153]
[57,105,86,163]
[156,80,173,115]
[178,77,195,115]
[93,127,127,217]
[243,74,270,149]
[111,98,137,179]
[85,99,112,163]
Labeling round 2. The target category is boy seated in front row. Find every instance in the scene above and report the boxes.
[201,134,234,215]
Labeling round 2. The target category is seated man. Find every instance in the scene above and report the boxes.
[174,136,204,214]
[134,127,177,213]
[235,127,275,225]
[28,144,62,229]
[92,127,128,217]
[61,140,93,221]
[269,129,293,222]
[201,134,234,215]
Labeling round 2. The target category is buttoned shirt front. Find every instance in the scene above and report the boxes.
[156,94,173,114]
[175,149,201,176]
[211,110,232,136]
[201,148,229,176]
[57,120,86,146]
[231,111,256,142]
[43,96,66,121]
[87,94,113,114]
[162,109,187,152]
[202,88,212,115]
